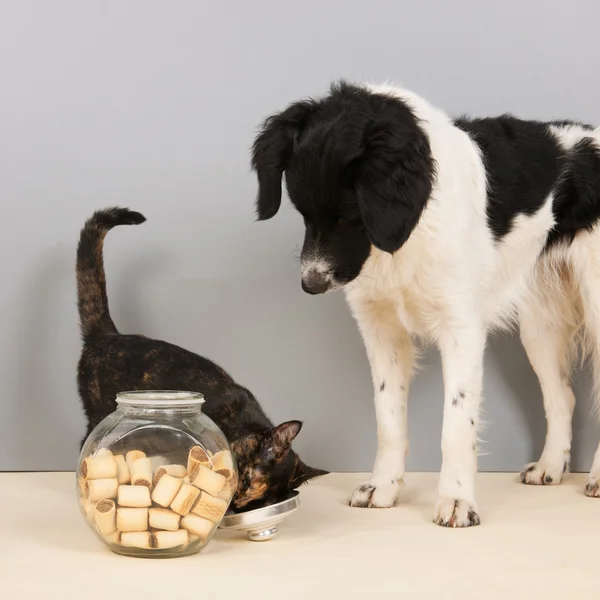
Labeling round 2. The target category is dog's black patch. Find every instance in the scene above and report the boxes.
[452,391,465,408]
[549,120,594,130]
[455,115,600,246]
[350,484,376,507]
[454,115,564,240]
[467,511,481,526]
[547,138,600,248]
[380,381,386,392]
[544,474,553,484]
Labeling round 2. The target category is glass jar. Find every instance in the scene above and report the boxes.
[76,391,238,558]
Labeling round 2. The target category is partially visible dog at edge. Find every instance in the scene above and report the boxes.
[76,207,327,512]
[251,80,600,527]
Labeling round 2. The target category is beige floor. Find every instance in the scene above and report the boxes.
[0,472,597,599]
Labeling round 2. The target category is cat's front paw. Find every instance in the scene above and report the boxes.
[433,497,480,528]
[349,479,402,508]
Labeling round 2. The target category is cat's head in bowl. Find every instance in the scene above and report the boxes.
[230,420,327,512]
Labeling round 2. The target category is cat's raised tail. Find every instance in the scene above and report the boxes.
[76,207,146,340]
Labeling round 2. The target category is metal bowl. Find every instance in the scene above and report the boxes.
[218,492,300,541]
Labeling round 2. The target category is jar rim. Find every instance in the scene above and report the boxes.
[115,390,205,407]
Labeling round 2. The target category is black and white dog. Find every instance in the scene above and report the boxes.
[251,81,600,527]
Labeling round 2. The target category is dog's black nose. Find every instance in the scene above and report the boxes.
[301,271,330,295]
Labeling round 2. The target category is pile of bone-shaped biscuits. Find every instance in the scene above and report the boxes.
[78,446,235,551]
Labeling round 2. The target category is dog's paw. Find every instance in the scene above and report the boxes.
[584,477,599,497]
[433,497,480,528]
[520,460,566,485]
[349,480,402,508]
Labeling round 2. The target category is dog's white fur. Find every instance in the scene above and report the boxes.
[302,84,600,525]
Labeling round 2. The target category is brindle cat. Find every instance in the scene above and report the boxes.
[76,207,327,511]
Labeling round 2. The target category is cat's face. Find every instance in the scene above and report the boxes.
[229,420,327,512]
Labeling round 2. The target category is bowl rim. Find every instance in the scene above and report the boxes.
[116,390,205,406]
[220,491,300,528]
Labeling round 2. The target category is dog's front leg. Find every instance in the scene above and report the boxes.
[348,298,414,508]
[433,322,486,527]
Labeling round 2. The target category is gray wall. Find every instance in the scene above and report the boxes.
[2,0,600,472]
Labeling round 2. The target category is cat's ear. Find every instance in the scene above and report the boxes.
[290,460,328,489]
[261,420,303,459]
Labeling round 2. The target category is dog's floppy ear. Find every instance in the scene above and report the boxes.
[350,100,435,254]
[251,101,315,221]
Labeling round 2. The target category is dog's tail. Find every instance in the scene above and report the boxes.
[77,207,146,340]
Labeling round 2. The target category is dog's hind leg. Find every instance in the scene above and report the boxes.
[570,232,600,496]
[347,297,414,508]
[519,260,577,486]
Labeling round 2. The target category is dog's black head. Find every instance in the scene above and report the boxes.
[251,81,436,294]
